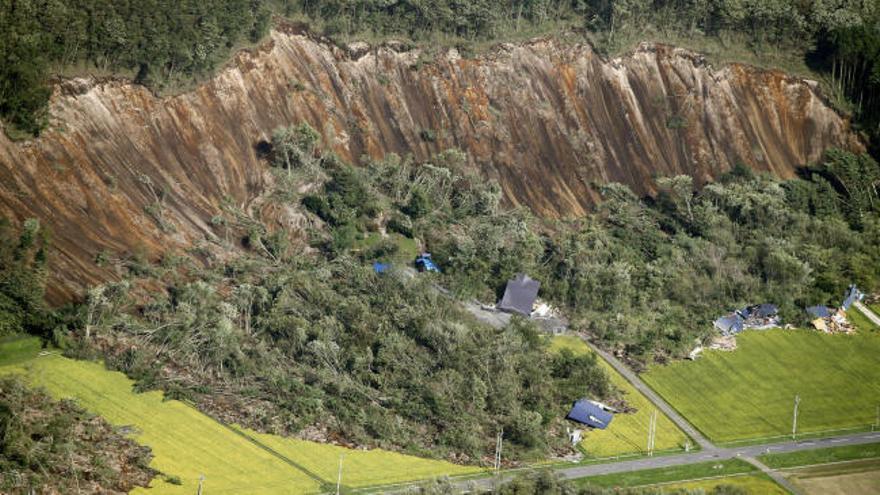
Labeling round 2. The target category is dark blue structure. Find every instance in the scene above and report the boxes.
[373,261,391,274]
[566,399,614,430]
[415,253,440,273]
[806,305,832,319]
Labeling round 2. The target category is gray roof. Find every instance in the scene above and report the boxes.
[714,314,744,335]
[497,273,540,316]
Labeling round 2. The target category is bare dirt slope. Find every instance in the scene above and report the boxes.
[0,25,862,301]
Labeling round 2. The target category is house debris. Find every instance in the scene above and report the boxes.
[805,284,864,334]
[687,346,703,360]
[708,335,737,351]
[713,303,780,336]
[566,399,614,430]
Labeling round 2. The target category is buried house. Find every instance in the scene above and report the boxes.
[713,303,780,336]
[497,273,540,316]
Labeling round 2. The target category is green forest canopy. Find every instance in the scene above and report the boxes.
[2,137,878,461]
[1,1,879,140]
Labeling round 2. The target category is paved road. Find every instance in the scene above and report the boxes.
[581,339,715,451]
[380,431,880,493]
[855,301,880,327]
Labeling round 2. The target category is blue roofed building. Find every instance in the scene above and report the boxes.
[566,399,614,430]
[842,284,864,311]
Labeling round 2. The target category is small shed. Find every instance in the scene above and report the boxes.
[566,399,614,430]
[497,273,540,316]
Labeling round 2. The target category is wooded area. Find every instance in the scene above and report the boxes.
[1,1,878,141]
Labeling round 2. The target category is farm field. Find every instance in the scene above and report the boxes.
[0,337,481,494]
[783,458,880,495]
[550,336,689,458]
[642,329,880,444]
[662,475,787,494]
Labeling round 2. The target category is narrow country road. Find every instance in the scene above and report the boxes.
[855,301,880,327]
[375,430,880,493]
[743,456,801,494]
[580,339,715,451]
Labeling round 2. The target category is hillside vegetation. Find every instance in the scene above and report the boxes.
[0,369,155,493]
[2,127,880,459]
[0,338,479,494]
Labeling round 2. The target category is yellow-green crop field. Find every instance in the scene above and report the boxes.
[549,336,689,458]
[643,329,880,444]
[0,338,481,494]
[661,475,788,494]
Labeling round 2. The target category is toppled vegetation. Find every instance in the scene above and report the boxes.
[0,375,155,493]
[3,125,879,462]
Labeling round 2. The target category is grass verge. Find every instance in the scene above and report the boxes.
[572,458,756,488]
[759,442,880,469]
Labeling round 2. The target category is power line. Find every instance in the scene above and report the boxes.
[792,394,801,440]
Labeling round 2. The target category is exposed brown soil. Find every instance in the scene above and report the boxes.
[0,29,862,303]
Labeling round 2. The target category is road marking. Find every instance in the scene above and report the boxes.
[830,439,844,443]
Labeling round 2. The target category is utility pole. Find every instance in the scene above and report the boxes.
[792,394,801,440]
[647,409,657,456]
[336,454,344,495]
[871,404,880,431]
[197,475,205,495]
[494,428,504,471]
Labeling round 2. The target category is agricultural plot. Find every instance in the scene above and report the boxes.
[243,428,479,488]
[784,458,880,495]
[0,337,481,494]
[662,475,788,494]
[642,330,880,444]
[550,336,689,458]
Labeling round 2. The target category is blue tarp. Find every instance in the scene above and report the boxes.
[714,314,744,335]
[415,253,441,273]
[806,306,832,319]
[566,399,614,430]
[373,261,391,274]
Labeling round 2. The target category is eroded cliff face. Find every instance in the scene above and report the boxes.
[0,26,861,301]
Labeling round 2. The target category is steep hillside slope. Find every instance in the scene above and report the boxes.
[0,25,861,301]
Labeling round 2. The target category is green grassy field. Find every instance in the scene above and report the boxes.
[550,336,689,458]
[572,459,757,488]
[848,306,878,331]
[760,442,880,469]
[662,474,788,494]
[0,337,481,494]
[642,330,880,444]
